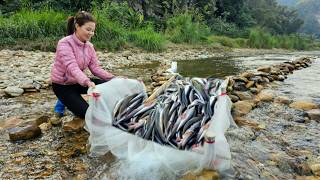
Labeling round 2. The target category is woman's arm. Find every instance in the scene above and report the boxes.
[88,47,115,80]
[57,41,91,86]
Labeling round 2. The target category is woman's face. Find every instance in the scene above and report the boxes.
[75,21,95,42]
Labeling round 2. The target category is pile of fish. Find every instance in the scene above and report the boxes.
[112,76,224,150]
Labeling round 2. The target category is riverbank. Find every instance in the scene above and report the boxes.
[0,48,319,179]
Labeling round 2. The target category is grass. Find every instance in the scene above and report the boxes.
[165,13,210,44]
[248,28,312,50]
[0,8,316,52]
[128,27,166,52]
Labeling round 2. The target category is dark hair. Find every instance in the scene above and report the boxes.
[67,11,96,35]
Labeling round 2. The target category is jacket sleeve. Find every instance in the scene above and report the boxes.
[57,41,90,86]
[88,47,115,80]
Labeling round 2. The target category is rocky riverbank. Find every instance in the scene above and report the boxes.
[0,47,227,179]
[0,48,319,179]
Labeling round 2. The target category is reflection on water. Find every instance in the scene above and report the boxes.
[177,57,240,78]
[177,52,320,102]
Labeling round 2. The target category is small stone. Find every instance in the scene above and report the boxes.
[50,114,63,125]
[4,86,24,97]
[309,163,320,176]
[240,72,255,78]
[63,117,85,132]
[39,122,52,132]
[277,75,285,81]
[274,96,291,105]
[257,66,271,73]
[249,88,259,94]
[245,81,255,88]
[229,94,240,102]
[306,109,320,122]
[35,115,50,125]
[182,170,219,180]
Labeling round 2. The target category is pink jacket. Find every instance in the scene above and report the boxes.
[51,33,114,86]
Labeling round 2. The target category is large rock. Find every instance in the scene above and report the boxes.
[233,81,247,91]
[8,124,41,141]
[4,86,24,97]
[289,101,318,111]
[233,91,253,100]
[306,109,320,122]
[232,100,254,116]
[256,91,274,102]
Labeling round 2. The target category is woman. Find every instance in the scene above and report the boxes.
[51,11,114,119]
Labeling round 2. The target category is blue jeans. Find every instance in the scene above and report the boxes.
[54,99,65,117]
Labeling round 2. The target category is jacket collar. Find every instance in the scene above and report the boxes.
[72,33,86,46]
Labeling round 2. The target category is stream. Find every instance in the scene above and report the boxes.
[0,49,319,179]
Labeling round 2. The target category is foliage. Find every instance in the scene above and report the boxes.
[248,27,311,49]
[245,0,303,34]
[93,1,144,29]
[210,17,249,38]
[0,9,66,39]
[0,0,22,15]
[91,18,127,51]
[128,26,166,52]
[165,13,210,44]
[208,36,239,48]
[0,0,317,51]
[0,0,105,13]
[295,0,320,38]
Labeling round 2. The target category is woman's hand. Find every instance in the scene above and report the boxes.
[88,81,96,88]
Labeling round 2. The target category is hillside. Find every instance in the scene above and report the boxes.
[277,0,320,37]
[296,0,320,37]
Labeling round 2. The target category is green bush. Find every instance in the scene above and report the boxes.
[210,18,239,37]
[94,1,144,29]
[248,28,275,49]
[128,26,166,52]
[208,36,238,48]
[91,16,127,51]
[165,13,210,44]
[234,38,248,47]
